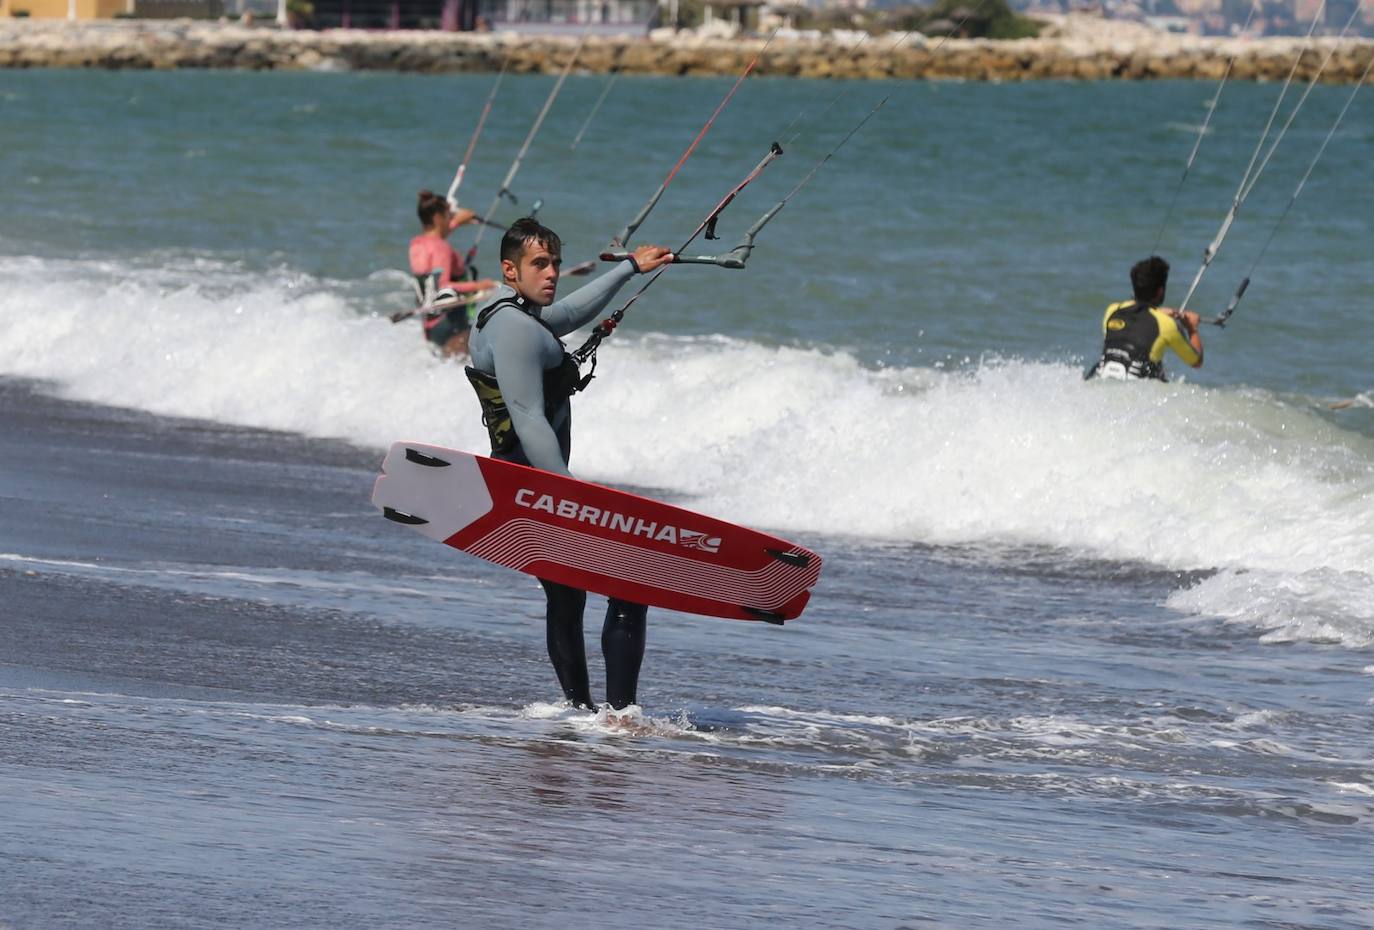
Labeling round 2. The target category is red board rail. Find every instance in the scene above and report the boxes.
[372,442,822,623]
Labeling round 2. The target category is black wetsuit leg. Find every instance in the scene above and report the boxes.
[602,599,647,710]
[538,579,593,709]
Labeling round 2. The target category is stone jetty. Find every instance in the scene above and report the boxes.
[2,16,1371,82]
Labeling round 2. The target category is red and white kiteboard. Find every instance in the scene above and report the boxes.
[371,441,822,622]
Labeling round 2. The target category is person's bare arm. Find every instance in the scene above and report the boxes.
[1165,308,1204,368]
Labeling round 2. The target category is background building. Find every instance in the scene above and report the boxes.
[299,0,656,29]
[2,0,224,16]
[2,0,132,16]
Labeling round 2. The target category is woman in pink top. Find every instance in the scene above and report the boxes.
[409,190,497,358]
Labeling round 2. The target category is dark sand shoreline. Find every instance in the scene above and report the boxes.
[0,375,521,707]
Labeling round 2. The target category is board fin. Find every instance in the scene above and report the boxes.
[405,448,451,468]
[766,548,811,568]
[383,506,430,526]
[742,607,786,625]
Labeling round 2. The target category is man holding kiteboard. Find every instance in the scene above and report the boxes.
[1089,256,1205,382]
[465,217,673,711]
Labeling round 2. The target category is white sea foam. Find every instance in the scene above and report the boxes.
[0,253,488,452]
[516,701,698,741]
[4,254,1373,640]
[736,705,901,727]
[1168,569,1374,649]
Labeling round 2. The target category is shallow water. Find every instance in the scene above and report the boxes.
[2,70,1372,929]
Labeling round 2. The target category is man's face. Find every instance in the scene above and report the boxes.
[502,239,561,307]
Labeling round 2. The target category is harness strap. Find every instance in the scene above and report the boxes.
[474,296,524,331]
[413,270,442,307]
[476,296,596,394]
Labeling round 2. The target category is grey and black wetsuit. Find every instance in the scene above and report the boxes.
[466,263,647,710]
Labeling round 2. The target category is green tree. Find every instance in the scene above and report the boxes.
[895,0,1040,39]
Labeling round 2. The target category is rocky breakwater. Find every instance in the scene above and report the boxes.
[2,17,1372,83]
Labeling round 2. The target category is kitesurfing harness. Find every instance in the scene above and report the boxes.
[463,297,592,454]
[412,270,458,312]
[1093,302,1169,382]
[410,270,468,343]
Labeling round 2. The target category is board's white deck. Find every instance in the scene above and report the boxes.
[371,443,493,543]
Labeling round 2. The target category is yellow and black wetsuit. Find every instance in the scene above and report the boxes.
[1092,301,1200,382]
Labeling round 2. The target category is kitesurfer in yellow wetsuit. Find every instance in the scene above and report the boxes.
[1089,256,1204,382]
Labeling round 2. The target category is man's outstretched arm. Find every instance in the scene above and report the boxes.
[540,245,674,336]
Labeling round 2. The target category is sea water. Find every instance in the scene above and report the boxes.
[1,68,1372,929]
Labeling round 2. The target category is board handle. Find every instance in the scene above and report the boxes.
[405,448,452,468]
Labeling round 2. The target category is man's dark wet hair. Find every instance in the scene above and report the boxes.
[1131,256,1170,303]
[416,189,449,227]
[500,217,562,265]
